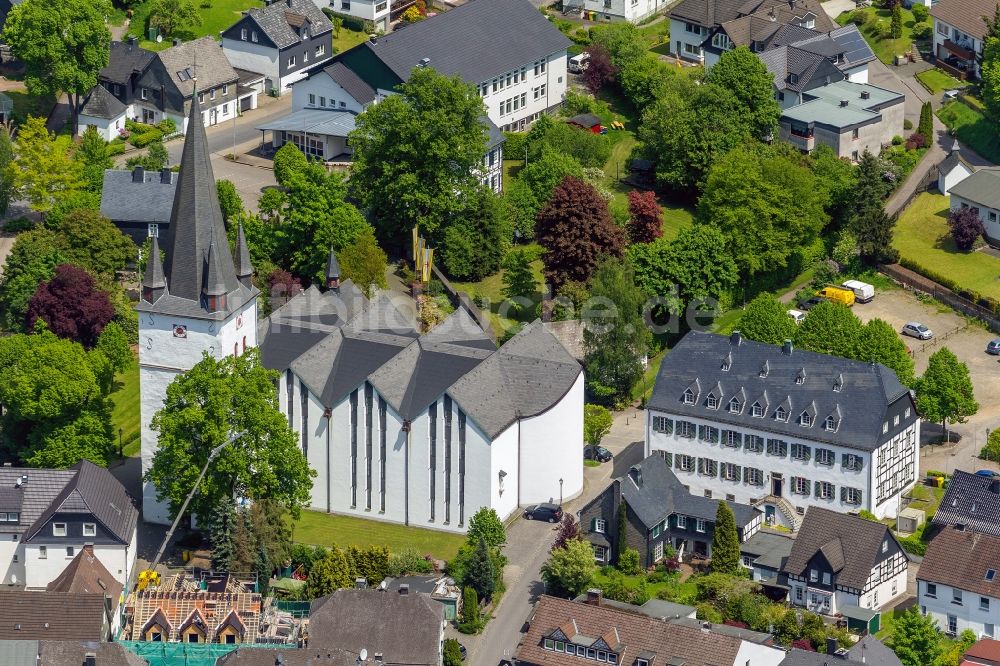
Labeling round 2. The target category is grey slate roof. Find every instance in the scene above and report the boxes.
[326,246,340,280]
[846,635,903,666]
[781,648,865,666]
[100,168,177,224]
[0,640,38,666]
[142,236,166,291]
[947,167,1000,210]
[79,85,126,120]
[140,95,258,319]
[362,0,571,85]
[234,222,253,279]
[323,61,377,104]
[668,616,773,644]
[150,37,239,98]
[101,40,155,85]
[740,530,794,571]
[244,0,332,50]
[447,320,582,439]
[782,507,899,590]
[648,331,912,453]
[616,453,760,529]
[932,469,1000,535]
[307,589,443,664]
[255,108,357,138]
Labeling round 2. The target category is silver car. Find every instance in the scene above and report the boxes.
[902,322,933,340]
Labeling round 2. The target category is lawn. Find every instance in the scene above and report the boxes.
[290,510,467,561]
[937,98,1000,164]
[450,248,546,338]
[837,7,919,65]
[894,192,1000,301]
[590,569,699,604]
[127,0,265,51]
[915,68,966,95]
[110,357,141,458]
[905,482,945,519]
[334,26,370,54]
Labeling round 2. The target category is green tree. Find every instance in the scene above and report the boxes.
[444,638,464,665]
[0,126,12,217]
[890,3,903,38]
[465,537,496,602]
[8,117,83,216]
[306,546,355,598]
[710,501,740,575]
[617,56,676,111]
[468,508,507,550]
[917,102,934,146]
[809,145,858,228]
[76,126,113,193]
[584,404,613,450]
[736,294,797,345]
[214,179,243,224]
[793,301,863,358]
[982,37,1000,122]
[0,229,64,331]
[273,142,309,186]
[541,538,598,598]
[502,248,538,305]
[589,22,647,71]
[439,187,508,281]
[349,67,489,250]
[53,208,136,282]
[2,0,112,133]
[96,321,132,378]
[147,0,201,37]
[209,495,238,570]
[145,348,315,526]
[699,144,827,277]
[617,547,641,575]
[850,151,899,265]
[982,428,1000,463]
[857,318,915,386]
[518,149,585,223]
[703,46,781,141]
[338,229,388,298]
[584,259,649,408]
[916,347,979,443]
[890,608,943,666]
[458,587,482,634]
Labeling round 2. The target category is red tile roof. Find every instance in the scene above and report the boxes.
[964,638,1000,665]
[919,527,1000,599]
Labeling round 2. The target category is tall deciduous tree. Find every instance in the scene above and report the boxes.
[541,538,598,598]
[535,176,625,291]
[216,179,243,223]
[584,404,613,450]
[703,46,781,141]
[53,209,136,282]
[7,117,83,216]
[793,301,863,358]
[916,347,978,443]
[710,501,740,575]
[468,508,507,549]
[0,229,65,331]
[76,126,114,193]
[439,187,508,281]
[518,149,584,221]
[145,348,315,526]
[147,0,201,36]
[982,37,1000,123]
[735,293,797,345]
[349,67,488,250]
[948,206,984,250]
[626,190,662,244]
[890,608,943,666]
[338,229,388,298]
[583,259,649,407]
[2,0,111,133]
[27,264,114,348]
[857,318,915,386]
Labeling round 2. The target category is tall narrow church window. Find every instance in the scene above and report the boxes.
[365,383,373,510]
[242,336,246,353]
[379,397,387,512]
[458,409,466,526]
[286,369,294,428]
[300,381,308,459]
[429,402,437,522]
[233,343,238,357]
[350,389,358,508]
[444,396,452,524]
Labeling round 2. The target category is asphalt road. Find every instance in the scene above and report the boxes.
[166,95,292,164]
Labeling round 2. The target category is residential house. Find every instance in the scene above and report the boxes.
[380,575,461,620]
[133,37,257,132]
[668,0,832,63]
[46,545,125,638]
[516,594,786,666]
[221,0,334,94]
[306,588,444,663]
[289,0,570,132]
[780,645,866,666]
[919,525,1000,639]
[578,453,762,566]
[94,39,156,121]
[946,168,1000,248]
[939,137,977,195]
[77,86,128,141]
[933,470,1000,535]
[740,529,794,583]
[0,461,138,592]
[931,0,994,79]
[782,507,909,616]
[0,641,147,666]
[645,331,920,526]
[846,635,904,666]
[0,591,113,641]
[100,167,178,243]
[561,0,667,24]
[126,571,265,644]
[257,280,584,533]
[752,23,875,96]
[964,638,1000,666]
[316,0,415,35]
[701,3,840,69]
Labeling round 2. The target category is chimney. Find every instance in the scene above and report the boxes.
[701,621,711,633]
[355,577,367,589]
[839,99,849,107]
[369,34,378,45]
[398,584,409,595]
[782,339,793,355]
[374,654,384,664]
[827,638,838,655]
[730,330,742,346]
[861,90,870,100]
[129,36,137,47]
[629,465,642,488]
[586,589,603,606]
[160,168,172,184]
[172,38,180,47]
[956,523,966,531]
[132,166,145,183]
[84,654,96,666]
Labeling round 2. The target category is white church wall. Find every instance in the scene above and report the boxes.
[518,371,585,506]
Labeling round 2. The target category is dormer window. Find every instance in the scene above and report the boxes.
[706,395,719,409]
[728,397,741,413]
[683,389,695,405]
[800,412,813,427]
[751,403,763,417]
[775,407,786,421]
[824,415,837,431]
[789,73,799,85]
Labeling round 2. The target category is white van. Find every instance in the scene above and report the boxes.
[842,279,875,303]
[568,52,590,73]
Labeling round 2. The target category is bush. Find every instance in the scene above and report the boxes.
[155,118,177,134]
[891,135,904,145]
[911,4,928,22]
[948,206,985,250]
[503,132,527,161]
[617,548,641,576]
[912,22,932,40]
[386,548,433,577]
[131,129,164,148]
[905,132,927,150]
[695,602,723,623]
[3,217,34,232]
[903,118,913,130]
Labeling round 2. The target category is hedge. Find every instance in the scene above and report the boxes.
[897,256,1000,316]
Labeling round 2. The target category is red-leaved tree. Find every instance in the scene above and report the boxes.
[26,264,114,348]
[582,45,616,94]
[627,190,663,243]
[948,206,985,251]
[552,514,579,552]
[268,268,303,305]
[791,638,815,652]
[535,176,626,290]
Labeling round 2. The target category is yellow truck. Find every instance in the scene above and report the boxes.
[816,285,856,307]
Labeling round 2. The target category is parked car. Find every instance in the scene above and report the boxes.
[524,503,563,522]
[459,643,468,661]
[787,309,806,325]
[568,52,590,73]
[798,296,828,311]
[842,279,875,303]
[902,322,933,340]
[987,338,1000,355]
[816,285,856,307]
[976,470,999,478]
[586,445,613,462]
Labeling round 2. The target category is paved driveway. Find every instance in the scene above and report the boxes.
[822,0,856,20]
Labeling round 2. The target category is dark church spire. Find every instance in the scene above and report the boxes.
[235,221,254,289]
[326,246,340,290]
[141,235,166,303]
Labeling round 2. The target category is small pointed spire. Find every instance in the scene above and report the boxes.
[202,235,230,313]
[951,136,961,154]
[235,221,253,288]
[326,245,341,290]
[142,236,167,303]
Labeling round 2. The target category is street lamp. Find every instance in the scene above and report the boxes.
[559,478,564,507]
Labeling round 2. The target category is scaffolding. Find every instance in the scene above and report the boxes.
[119,641,286,666]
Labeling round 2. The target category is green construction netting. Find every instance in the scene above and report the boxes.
[119,641,285,666]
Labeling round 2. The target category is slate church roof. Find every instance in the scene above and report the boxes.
[648,331,913,453]
[933,470,1000,535]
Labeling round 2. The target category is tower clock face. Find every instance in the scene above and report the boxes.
[173,325,187,338]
